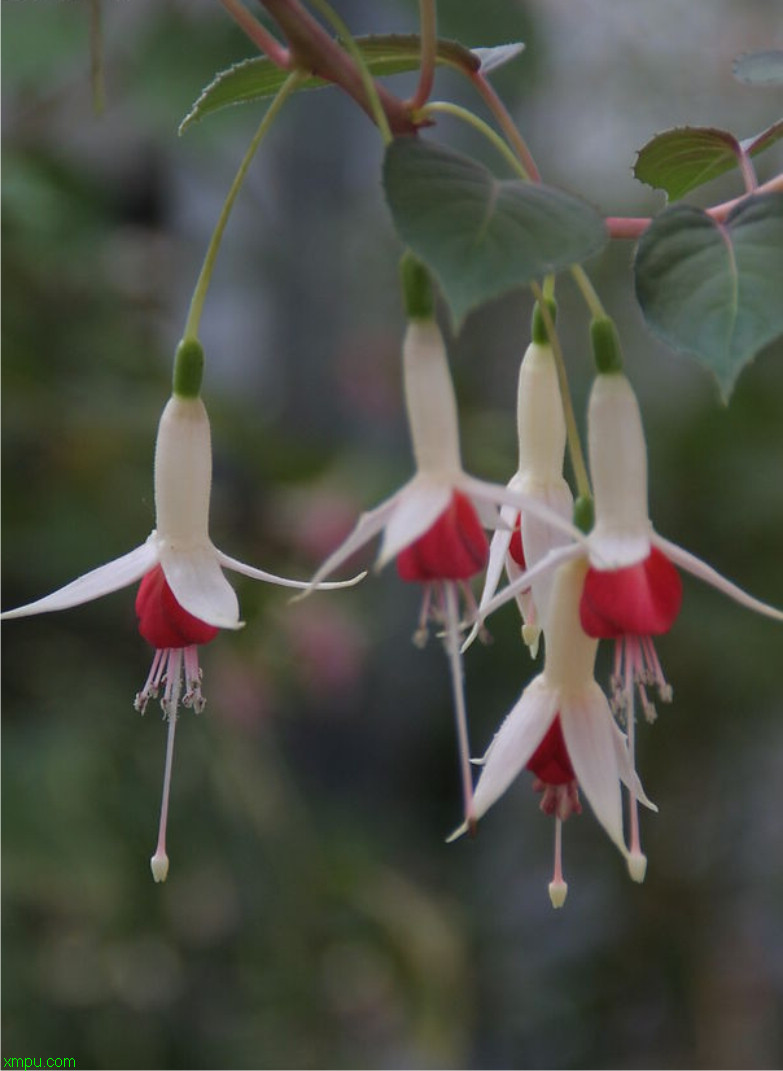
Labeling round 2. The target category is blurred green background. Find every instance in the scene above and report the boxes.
[2,2,782,1068]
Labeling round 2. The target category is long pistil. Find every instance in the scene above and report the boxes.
[443,580,476,834]
[150,650,183,883]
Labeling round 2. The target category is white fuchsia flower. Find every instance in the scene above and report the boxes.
[470,312,573,656]
[474,330,783,868]
[306,258,577,830]
[451,557,656,906]
[1,340,360,882]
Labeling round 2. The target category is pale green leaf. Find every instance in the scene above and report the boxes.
[383,138,607,326]
[634,193,783,399]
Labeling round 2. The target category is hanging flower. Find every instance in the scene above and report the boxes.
[472,354,783,869]
[450,557,656,907]
[305,258,577,830]
[471,320,573,657]
[1,341,361,881]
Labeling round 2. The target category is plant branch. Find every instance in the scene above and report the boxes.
[419,101,529,179]
[219,0,291,68]
[607,171,783,239]
[410,0,437,111]
[257,0,418,135]
[467,71,541,182]
[307,0,392,143]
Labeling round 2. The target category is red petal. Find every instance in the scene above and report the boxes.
[396,491,488,582]
[136,565,219,649]
[526,716,575,785]
[580,547,682,638]
[508,513,527,568]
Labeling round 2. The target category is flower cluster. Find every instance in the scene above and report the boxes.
[3,278,780,903]
[454,316,783,905]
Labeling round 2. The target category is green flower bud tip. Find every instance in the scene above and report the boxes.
[399,250,435,321]
[172,338,205,398]
[590,317,623,375]
[573,494,594,535]
[531,298,557,345]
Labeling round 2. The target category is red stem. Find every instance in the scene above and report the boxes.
[257,0,418,135]
[607,172,783,240]
[219,0,291,68]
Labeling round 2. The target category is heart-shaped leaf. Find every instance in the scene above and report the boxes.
[634,124,783,201]
[383,138,607,326]
[634,193,783,399]
[635,128,742,201]
[179,34,481,133]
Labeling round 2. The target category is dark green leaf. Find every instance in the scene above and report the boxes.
[634,193,783,399]
[733,50,783,86]
[383,138,607,326]
[179,34,479,133]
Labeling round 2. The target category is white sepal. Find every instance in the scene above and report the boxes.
[471,676,560,821]
[654,534,783,622]
[302,489,404,593]
[377,477,452,568]
[158,543,242,630]
[559,682,627,856]
[218,550,366,591]
[0,540,157,620]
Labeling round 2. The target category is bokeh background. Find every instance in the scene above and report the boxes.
[3,1,782,1068]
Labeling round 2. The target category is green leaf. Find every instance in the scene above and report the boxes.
[383,138,607,326]
[179,34,480,133]
[636,127,742,200]
[634,193,783,399]
[733,50,783,86]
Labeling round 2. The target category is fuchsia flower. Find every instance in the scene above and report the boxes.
[1,355,359,881]
[451,557,656,906]
[471,332,574,656]
[306,266,575,830]
[474,365,783,872]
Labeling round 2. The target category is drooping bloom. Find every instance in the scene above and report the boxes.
[472,329,573,656]
[474,363,783,867]
[306,261,576,829]
[451,557,656,906]
[1,358,360,881]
